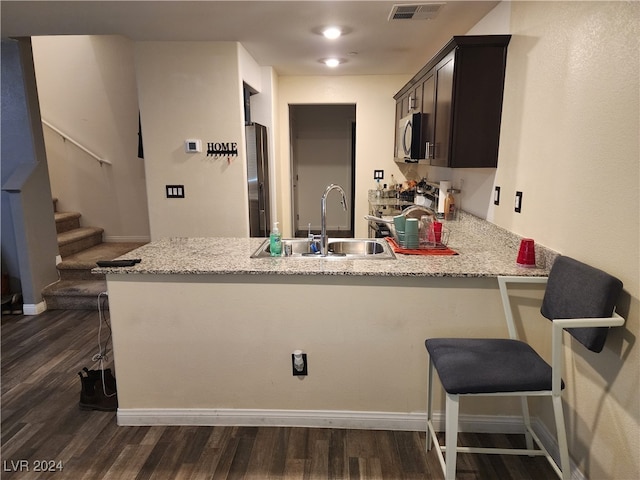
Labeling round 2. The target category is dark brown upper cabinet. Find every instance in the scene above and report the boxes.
[394,35,511,168]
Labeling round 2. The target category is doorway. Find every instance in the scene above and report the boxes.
[290,104,356,238]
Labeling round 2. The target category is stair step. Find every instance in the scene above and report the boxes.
[55,211,82,234]
[57,242,146,281]
[42,280,109,310]
[57,227,104,257]
[58,269,105,282]
[46,198,146,311]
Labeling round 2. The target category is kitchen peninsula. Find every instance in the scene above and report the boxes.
[96,213,557,428]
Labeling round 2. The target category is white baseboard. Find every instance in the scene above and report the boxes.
[103,235,151,243]
[116,408,533,433]
[117,408,584,480]
[22,301,47,315]
[117,408,428,431]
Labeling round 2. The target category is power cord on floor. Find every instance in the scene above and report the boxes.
[94,291,116,397]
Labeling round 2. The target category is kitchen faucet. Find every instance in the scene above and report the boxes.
[320,184,348,256]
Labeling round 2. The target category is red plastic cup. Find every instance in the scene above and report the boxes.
[517,238,536,267]
[428,221,443,244]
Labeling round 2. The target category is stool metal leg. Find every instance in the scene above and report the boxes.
[445,393,460,480]
[426,356,434,451]
[520,396,534,451]
[552,395,571,480]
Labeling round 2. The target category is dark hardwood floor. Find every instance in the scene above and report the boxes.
[1,310,557,479]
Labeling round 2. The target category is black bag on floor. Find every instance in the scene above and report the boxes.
[78,367,118,411]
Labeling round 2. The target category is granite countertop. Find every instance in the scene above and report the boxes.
[93,212,558,278]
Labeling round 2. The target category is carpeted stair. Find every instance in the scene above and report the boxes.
[42,199,146,310]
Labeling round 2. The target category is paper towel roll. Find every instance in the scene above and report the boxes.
[438,181,451,213]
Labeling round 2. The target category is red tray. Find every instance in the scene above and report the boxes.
[385,237,458,256]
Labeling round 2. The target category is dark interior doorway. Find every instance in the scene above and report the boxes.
[289,104,356,238]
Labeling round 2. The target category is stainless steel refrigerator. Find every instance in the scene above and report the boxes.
[245,123,271,237]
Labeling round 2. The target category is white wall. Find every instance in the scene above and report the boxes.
[134,42,249,239]
[485,2,639,479]
[34,38,276,242]
[238,43,262,94]
[32,35,150,242]
[109,274,514,416]
[277,75,410,237]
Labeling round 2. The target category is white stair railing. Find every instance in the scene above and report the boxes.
[41,119,112,166]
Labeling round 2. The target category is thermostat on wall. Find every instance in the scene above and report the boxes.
[185,139,202,153]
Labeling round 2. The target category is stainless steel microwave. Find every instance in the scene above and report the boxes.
[395,112,427,162]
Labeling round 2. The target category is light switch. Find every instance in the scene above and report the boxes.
[166,185,185,198]
[515,191,523,213]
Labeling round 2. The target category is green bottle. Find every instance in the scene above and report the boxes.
[269,222,282,256]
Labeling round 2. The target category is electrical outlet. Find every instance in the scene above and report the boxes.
[494,186,501,205]
[292,353,307,376]
[515,191,523,213]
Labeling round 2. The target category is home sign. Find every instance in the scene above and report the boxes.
[206,142,238,159]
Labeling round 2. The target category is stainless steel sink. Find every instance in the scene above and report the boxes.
[250,238,396,260]
[328,240,387,256]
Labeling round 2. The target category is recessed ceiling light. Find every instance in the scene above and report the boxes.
[322,27,342,39]
[324,58,341,68]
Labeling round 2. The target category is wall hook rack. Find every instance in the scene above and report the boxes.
[206,141,238,161]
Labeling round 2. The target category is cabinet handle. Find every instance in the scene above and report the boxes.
[426,142,436,159]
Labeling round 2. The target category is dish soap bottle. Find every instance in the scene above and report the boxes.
[270,222,282,257]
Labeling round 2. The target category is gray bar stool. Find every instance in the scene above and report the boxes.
[425,255,625,480]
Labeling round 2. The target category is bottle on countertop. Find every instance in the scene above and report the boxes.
[269,221,282,256]
[444,190,456,220]
[390,174,399,198]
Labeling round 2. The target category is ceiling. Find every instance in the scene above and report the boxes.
[1,1,500,76]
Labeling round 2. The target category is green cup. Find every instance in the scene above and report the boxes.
[393,215,406,233]
[405,218,419,235]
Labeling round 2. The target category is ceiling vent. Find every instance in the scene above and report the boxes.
[388,3,445,21]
